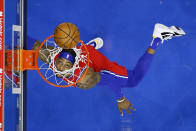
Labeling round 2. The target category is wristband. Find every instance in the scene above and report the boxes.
[117,97,126,103]
[147,48,155,55]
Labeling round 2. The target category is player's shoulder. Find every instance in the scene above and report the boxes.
[77,45,96,51]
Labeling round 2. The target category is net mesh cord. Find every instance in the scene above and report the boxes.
[38,40,88,85]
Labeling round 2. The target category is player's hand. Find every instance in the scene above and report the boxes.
[117,96,136,116]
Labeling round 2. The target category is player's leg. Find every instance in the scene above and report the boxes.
[125,23,185,87]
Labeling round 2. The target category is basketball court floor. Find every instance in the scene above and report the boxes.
[3,0,196,131]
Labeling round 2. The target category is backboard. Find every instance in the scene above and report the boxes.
[3,0,25,131]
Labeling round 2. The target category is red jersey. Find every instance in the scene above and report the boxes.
[84,45,128,77]
[55,45,128,86]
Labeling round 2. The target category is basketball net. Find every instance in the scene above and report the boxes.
[5,35,89,87]
[37,35,90,87]
[4,34,89,88]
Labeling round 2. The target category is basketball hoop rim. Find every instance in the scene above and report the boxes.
[36,34,90,88]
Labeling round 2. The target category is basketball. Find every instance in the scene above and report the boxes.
[54,23,80,49]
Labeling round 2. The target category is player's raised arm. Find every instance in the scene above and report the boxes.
[117,23,185,116]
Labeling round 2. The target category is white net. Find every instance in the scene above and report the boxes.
[38,39,88,86]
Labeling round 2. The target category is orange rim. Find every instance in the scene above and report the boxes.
[36,35,90,88]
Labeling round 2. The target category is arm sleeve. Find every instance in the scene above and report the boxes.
[98,51,154,99]
[98,71,127,99]
[126,51,154,87]
[110,85,123,99]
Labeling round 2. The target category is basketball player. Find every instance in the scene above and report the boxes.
[32,23,185,116]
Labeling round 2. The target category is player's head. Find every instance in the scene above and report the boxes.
[55,49,76,72]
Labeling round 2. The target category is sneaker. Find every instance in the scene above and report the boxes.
[169,25,186,37]
[86,37,103,49]
[153,23,185,43]
[153,23,174,43]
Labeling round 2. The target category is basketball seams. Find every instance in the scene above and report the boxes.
[56,26,78,44]
[56,26,74,48]
[57,26,71,38]
[72,34,80,45]
[67,23,78,46]
[69,26,79,48]
[54,28,69,39]
[54,36,69,39]
[54,23,80,49]
[67,24,76,49]
[66,24,79,45]
[63,36,72,48]
[55,27,70,46]
[66,23,71,36]
[63,24,72,49]
[74,34,80,41]
[73,34,80,39]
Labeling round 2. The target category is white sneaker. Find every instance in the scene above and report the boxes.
[169,25,186,37]
[86,37,103,49]
[153,23,185,43]
[153,23,174,43]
